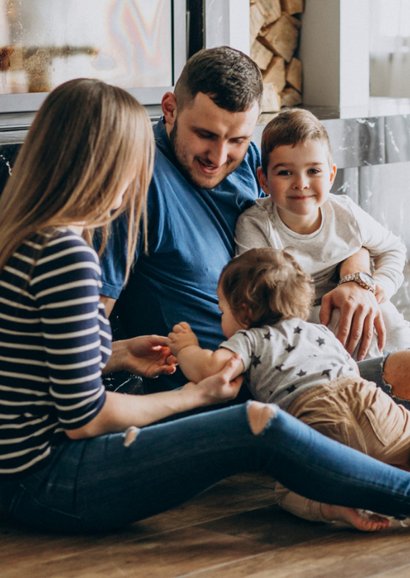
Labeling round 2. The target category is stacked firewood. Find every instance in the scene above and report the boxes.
[250,0,304,112]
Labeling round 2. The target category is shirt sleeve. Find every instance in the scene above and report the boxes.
[33,235,107,430]
[219,332,253,371]
[235,203,276,256]
[346,197,407,298]
[96,215,138,300]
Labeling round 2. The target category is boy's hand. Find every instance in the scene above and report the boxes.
[168,322,200,355]
[375,285,387,304]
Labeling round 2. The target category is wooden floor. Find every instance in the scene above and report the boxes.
[1,473,409,578]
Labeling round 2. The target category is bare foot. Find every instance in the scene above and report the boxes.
[320,504,391,532]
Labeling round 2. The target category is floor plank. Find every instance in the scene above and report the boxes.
[1,474,409,578]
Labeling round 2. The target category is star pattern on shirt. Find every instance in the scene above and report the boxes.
[251,354,262,368]
[321,369,332,379]
[285,344,296,353]
[296,370,307,377]
[275,364,284,371]
[286,385,297,394]
[316,337,325,347]
[264,330,271,340]
[293,326,302,334]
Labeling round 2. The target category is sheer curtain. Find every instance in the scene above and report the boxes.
[370,0,410,97]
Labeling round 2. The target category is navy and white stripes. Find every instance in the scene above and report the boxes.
[0,229,109,475]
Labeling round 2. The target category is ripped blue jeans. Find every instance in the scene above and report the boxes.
[2,401,410,533]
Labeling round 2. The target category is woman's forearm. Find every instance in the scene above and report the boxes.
[67,356,245,440]
[66,384,209,439]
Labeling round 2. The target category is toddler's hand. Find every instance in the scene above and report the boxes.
[168,322,199,355]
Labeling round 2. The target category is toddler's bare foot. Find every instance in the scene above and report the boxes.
[320,504,391,532]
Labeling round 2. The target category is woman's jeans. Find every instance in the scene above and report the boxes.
[2,402,410,533]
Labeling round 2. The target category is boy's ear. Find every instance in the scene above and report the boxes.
[162,92,177,129]
[257,166,270,196]
[329,163,337,186]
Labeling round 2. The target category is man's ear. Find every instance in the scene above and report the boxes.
[257,166,270,196]
[162,92,177,129]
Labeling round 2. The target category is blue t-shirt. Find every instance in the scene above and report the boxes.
[99,119,261,387]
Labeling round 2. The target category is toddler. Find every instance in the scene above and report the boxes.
[169,248,410,530]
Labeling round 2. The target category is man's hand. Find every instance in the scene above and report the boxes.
[320,283,386,360]
[168,321,200,355]
[105,335,177,378]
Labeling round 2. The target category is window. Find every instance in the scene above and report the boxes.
[0,0,187,113]
[370,0,410,97]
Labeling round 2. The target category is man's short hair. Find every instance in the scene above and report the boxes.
[174,46,263,112]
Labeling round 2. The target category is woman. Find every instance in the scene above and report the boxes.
[1,78,410,534]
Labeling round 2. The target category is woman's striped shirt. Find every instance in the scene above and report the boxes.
[0,229,110,475]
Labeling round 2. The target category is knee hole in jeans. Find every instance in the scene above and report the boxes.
[123,426,140,447]
[247,401,277,435]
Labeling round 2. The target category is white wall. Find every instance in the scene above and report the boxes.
[300,0,370,109]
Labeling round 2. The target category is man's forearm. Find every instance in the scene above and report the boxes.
[339,248,371,277]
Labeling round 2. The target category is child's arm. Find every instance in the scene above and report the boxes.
[168,322,244,382]
[349,197,406,299]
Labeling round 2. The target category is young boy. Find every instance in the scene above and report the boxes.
[235,108,410,358]
[168,248,410,531]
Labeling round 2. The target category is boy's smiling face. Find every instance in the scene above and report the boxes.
[257,139,337,234]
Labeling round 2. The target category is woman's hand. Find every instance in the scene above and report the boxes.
[168,321,200,355]
[104,335,177,378]
[183,354,244,405]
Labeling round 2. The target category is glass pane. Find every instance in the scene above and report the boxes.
[0,0,172,94]
[370,0,410,97]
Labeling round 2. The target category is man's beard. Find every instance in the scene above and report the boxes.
[169,120,195,183]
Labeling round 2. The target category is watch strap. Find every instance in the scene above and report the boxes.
[338,272,376,292]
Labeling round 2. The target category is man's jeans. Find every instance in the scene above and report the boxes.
[1,402,410,533]
[359,354,410,409]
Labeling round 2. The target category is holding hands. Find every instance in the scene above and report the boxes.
[182,355,244,405]
[169,321,245,403]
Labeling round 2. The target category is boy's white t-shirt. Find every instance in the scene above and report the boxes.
[235,193,406,301]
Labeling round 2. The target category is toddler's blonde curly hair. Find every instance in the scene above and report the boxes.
[218,248,315,328]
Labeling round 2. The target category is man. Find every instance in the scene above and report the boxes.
[99,46,385,391]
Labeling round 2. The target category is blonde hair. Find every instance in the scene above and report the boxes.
[0,78,154,280]
[219,248,314,327]
[260,108,332,174]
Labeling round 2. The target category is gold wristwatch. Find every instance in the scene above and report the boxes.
[338,272,376,293]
